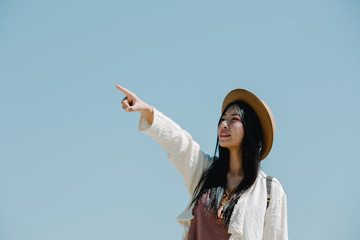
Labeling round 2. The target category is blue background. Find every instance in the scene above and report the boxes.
[1,0,359,239]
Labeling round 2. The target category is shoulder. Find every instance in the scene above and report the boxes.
[259,170,286,197]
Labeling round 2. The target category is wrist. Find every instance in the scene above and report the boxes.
[140,104,153,115]
[140,104,154,125]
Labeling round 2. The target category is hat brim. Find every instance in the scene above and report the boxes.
[221,89,275,160]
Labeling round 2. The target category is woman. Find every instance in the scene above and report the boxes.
[116,85,288,240]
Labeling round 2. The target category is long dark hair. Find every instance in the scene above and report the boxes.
[190,101,263,224]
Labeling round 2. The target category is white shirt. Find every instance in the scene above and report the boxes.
[139,108,288,240]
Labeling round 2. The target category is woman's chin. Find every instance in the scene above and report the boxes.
[219,143,231,149]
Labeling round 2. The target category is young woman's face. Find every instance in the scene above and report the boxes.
[218,104,245,151]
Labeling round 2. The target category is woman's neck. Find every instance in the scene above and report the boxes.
[228,148,244,177]
[226,148,244,191]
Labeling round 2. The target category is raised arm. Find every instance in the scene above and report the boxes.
[116,84,154,125]
[116,84,213,195]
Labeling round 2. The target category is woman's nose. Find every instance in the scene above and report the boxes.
[220,120,228,129]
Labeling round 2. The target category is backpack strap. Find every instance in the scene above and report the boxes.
[266,175,273,209]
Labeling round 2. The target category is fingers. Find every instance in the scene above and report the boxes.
[116,84,141,112]
[121,97,133,112]
[122,95,140,112]
[121,97,130,108]
[116,84,134,98]
[122,105,134,112]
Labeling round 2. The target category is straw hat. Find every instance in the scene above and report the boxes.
[221,89,276,160]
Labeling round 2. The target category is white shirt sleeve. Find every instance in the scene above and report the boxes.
[139,107,213,195]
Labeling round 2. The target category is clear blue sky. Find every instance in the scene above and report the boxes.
[1,1,359,239]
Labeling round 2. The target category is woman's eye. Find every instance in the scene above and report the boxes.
[233,118,240,121]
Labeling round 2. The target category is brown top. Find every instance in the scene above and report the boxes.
[187,192,231,240]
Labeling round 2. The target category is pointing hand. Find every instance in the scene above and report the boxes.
[116,84,154,124]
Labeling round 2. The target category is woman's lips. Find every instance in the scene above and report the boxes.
[219,131,231,138]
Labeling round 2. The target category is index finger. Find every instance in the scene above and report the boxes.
[115,84,133,97]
